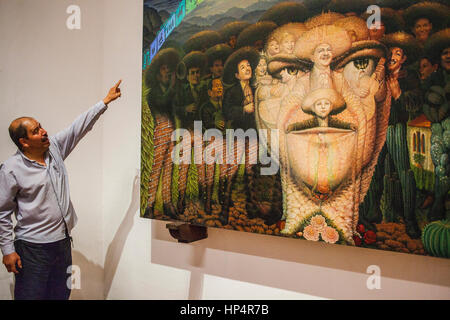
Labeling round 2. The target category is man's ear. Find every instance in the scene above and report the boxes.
[432,63,438,72]
[401,54,407,64]
[235,72,240,80]
[19,137,28,150]
[208,89,213,97]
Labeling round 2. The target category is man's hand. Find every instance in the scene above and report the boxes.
[243,102,255,114]
[3,252,22,274]
[186,103,197,113]
[103,80,122,105]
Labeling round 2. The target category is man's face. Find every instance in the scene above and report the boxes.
[158,64,170,85]
[313,99,332,119]
[413,18,432,42]
[312,43,332,67]
[441,48,450,71]
[188,67,201,85]
[235,59,252,81]
[368,21,385,41]
[209,78,223,100]
[210,60,224,78]
[20,118,50,152]
[419,58,437,80]
[256,19,389,242]
[388,47,406,72]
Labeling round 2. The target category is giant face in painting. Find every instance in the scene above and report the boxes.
[256,17,389,244]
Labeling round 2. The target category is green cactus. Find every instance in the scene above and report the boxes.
[422,219,450,258]
[443,130,450,149]
[382,175,396,222]
[141,80,155,216]
[431,123,443,136]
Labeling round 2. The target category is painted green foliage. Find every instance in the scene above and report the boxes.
[422,219,450,258]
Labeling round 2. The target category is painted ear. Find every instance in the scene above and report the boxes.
[235,72,240,80]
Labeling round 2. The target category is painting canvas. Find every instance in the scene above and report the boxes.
[141,0,450,258]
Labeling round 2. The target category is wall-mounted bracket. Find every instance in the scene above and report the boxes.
[166,223,208,243]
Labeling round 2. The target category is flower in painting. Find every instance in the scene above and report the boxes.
[321,226,339,244]
[363,230,377,245]
[310,214,327,232]
[303,225,319,241]
[356,224,365,234]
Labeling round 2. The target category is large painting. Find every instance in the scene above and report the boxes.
[141,0,450,258]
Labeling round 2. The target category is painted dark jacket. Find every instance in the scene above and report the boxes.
[147,82,176,120]
[200,99,225,132]
[222,83,256,131]
[422,68,450,91]
[173,81,208,131]
[389,69,422,125]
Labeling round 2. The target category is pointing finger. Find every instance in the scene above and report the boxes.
[114,80,122,88]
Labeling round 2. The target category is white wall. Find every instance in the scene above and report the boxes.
[1,0,449,300]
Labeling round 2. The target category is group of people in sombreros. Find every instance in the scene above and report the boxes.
[142,0,450,231]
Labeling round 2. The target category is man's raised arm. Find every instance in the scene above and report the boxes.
[53,80,122,160]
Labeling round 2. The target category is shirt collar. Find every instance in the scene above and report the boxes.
[16,149,49,167]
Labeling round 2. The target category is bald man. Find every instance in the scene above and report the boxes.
[0,80,122,300]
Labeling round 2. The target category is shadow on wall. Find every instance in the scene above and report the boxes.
[70,250,104,300]
[103,173,140,297]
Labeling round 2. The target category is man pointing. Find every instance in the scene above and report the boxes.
[0,80,122,300]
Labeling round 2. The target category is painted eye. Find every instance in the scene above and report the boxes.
[287,67,298,75]
[354,58,370,70]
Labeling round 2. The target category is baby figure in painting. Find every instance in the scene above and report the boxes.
[286,88,353,132]
[280,32,295,55]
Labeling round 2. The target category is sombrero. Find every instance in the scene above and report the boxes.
[183,30,223,54]
[424,28,450,62]
[258,2,310,26]
[380,31,423,65]
[294,24,352,60]
[302,88,346,115]
[361,7,405,34]
[334,16,370,42]
[305,11,345,29]
[182,51,208,74]
[205,44,233,68]
[403,2,450,32]
[144,48,181,87]
[236,22,278,50]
